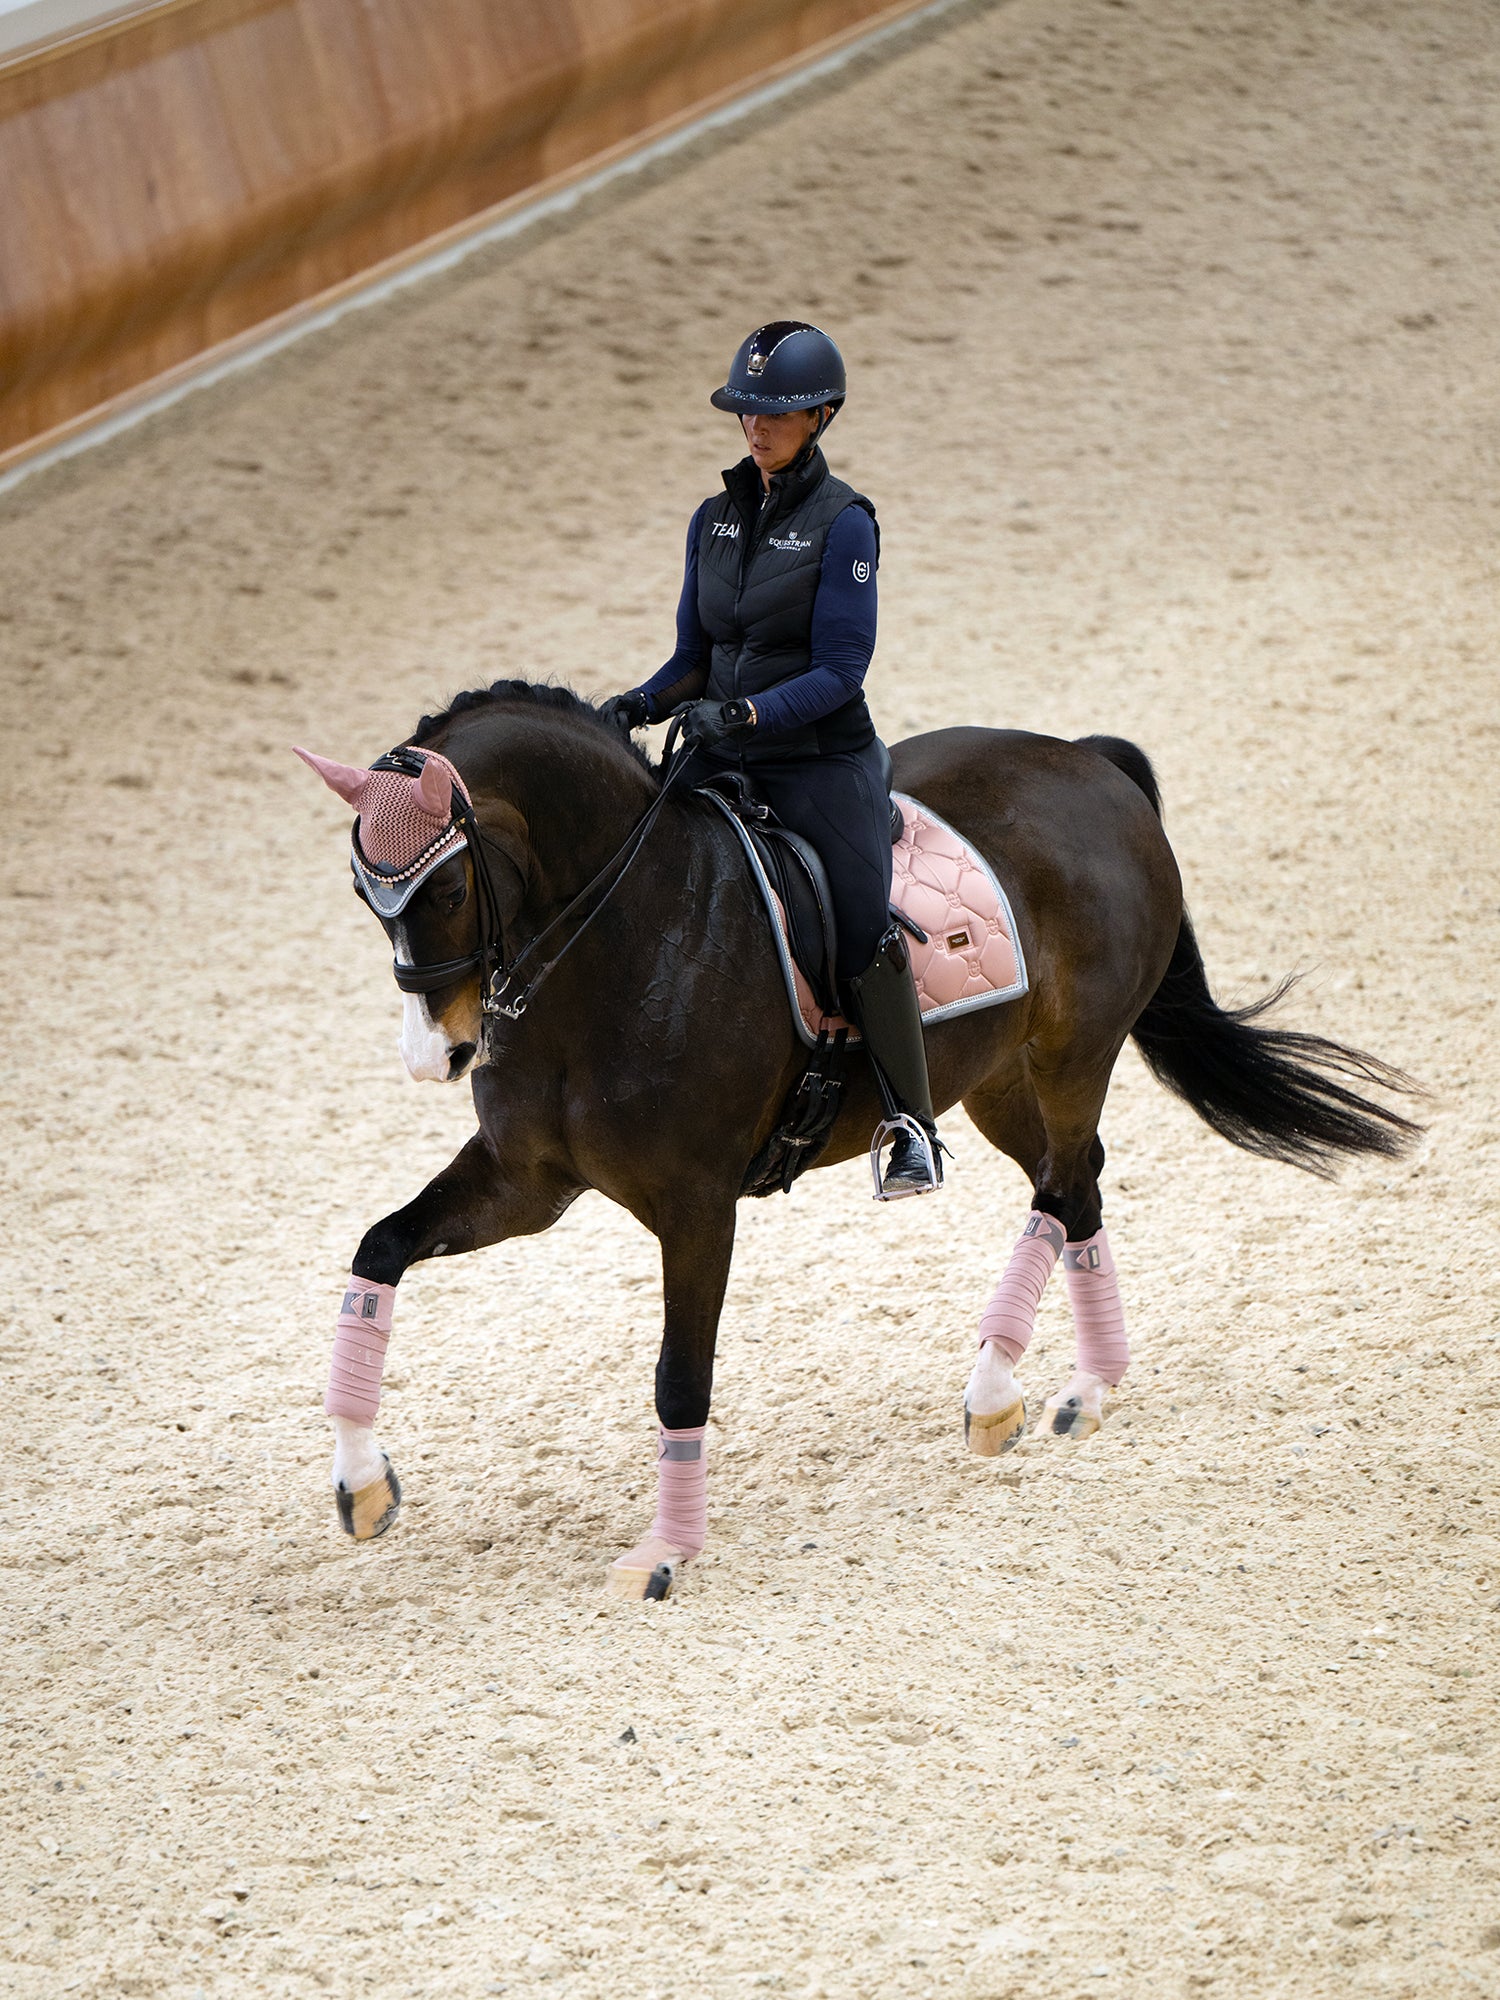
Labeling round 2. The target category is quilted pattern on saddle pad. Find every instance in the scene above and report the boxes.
[782,793,1028,1047]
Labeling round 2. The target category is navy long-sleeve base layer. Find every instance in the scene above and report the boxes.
[641,501,878,734]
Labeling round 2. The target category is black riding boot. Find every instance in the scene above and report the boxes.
[846,925,943,1199]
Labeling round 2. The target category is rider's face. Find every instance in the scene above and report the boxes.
[741,406,826,483]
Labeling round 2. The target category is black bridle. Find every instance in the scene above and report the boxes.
[358,726,687,1031]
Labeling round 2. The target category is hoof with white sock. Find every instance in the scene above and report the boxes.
[606,1536,686,1602]
[605,1424,705,1600]
[1037,1371,1110,1441]
[965,1344,1027,1456]
[335,1457,402,1540]
[965,1395,1027,1455]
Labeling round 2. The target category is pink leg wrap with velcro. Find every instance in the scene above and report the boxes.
[978,1211,1066,1362]
[649,1426,707,1558]
[325,1278,396,1423]
[1064,1228,1129,1385]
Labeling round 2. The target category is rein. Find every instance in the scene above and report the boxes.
[372,720,689,1031]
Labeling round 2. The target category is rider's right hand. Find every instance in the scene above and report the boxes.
[599,690,653,733]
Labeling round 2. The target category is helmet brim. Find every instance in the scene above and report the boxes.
[710,386,845,415]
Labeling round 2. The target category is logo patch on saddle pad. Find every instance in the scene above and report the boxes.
[717,792,1028,1048]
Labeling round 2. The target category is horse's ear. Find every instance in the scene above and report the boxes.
[412,755,452,818]
[293,746,370,807]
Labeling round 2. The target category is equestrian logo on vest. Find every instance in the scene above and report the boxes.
[768,529,813,551]
[853,559,871,582]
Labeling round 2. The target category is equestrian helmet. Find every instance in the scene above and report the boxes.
[710,321,846,415]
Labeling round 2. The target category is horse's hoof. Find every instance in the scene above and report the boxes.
[1039,1393,1102,1441]
[335,1457,401,1540]
[964,1394,1027,1457]
[606,1557,678,1602]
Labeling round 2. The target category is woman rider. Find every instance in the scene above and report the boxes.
[602,320,942,1197]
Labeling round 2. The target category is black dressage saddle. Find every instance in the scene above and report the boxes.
[697,749,902,1020]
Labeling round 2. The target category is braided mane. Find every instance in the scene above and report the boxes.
[408,679,659,780]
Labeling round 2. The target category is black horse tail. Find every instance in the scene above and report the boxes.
[1077,734,1163,818]
[1077,734,1426,1178]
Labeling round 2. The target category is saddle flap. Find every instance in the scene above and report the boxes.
[747,824,839,1017]
[701,784,1029,1053]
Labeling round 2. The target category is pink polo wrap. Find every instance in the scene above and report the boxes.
[325,1278,396,1424]
[1064,1227,1130,1384]
[978,1210,1066,1362]
[649,1426,707,1558]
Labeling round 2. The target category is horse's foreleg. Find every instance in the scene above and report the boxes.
[607,1200,736,1601]
[326,1133,567,1539]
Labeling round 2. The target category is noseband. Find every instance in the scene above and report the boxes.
[354,726,687,1031]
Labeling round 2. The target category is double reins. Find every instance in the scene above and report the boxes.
[373,719,689,1027]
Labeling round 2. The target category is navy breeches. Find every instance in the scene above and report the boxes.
[678,740,894,985]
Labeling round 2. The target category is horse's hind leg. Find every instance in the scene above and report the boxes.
[959,1067,1050,1454]
[327,1134,574,1539]
[1027,1054,1130,1441]
[1025,1130,1127,1441]
[962,1057,1129,1446]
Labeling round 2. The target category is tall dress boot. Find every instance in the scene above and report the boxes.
[846,924,943,1198]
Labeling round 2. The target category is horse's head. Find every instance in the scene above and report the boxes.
[295,744,525,1083]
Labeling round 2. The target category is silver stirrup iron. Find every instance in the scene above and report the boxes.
[869,1114,939,1201]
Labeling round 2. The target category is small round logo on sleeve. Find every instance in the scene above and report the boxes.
[853,559,871,582]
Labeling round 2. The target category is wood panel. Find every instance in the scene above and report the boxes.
[0,0,922,462]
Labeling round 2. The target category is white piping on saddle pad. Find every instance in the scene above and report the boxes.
[894,793,1029,1026]
[702,788,1030,1050]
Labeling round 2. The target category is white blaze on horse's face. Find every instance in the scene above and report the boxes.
[398,989,458,1082]
[392,922,481,1082]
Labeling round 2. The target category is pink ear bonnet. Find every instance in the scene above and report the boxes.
[294,744,472,917]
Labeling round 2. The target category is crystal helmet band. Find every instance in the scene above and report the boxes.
[710,320,847,415]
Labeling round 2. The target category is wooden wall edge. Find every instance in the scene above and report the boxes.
[0,0,942,465]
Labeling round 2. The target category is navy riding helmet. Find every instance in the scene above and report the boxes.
[710,321,847,416]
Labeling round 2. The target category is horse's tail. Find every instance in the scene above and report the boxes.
[1077,733,1426,1177]
[1076,734,1163,818]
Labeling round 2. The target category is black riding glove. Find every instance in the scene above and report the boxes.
[679,698,756,751]
[599,690,653,733]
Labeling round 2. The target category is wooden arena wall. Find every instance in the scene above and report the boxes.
[0,0,922,465]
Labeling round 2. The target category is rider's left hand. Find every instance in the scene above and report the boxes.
[599,690,652,733]
[679,698,756,750]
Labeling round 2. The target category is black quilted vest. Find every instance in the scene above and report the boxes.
[697,448,878,762]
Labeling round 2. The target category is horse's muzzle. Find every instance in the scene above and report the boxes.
[446,1042,478,1081]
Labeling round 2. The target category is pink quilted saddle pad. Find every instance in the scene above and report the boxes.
[776,793,1028,1047]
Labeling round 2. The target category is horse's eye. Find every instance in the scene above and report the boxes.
[444,882,469,913]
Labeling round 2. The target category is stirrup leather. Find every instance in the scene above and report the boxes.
[870,1114,941,1201]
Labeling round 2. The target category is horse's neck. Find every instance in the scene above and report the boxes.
[465,724,660,908]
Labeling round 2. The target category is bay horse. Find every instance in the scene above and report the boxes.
[296,681,1419,1596]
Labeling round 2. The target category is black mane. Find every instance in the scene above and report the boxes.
[409,678,659,779]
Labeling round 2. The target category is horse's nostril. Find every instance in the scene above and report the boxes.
[447,1043,477,1079]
